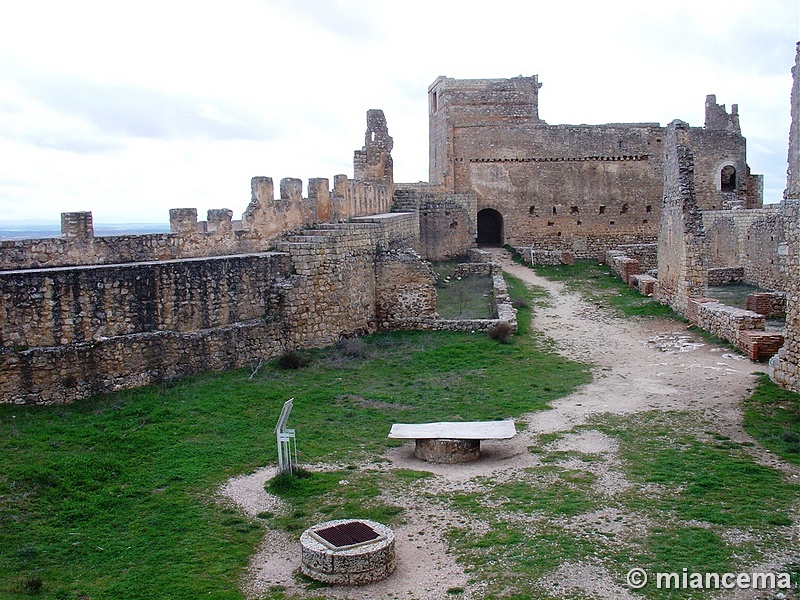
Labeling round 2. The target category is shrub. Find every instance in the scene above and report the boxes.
[277,351,310,370]
[20,578,43,594]
[511,298,529,309]
[488,322,512,344]
[338,337,368,358]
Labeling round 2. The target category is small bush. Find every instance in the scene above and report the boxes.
[488,322,512,344]
[277,351,310,370]
[511,298,529,309]
[20,578,43,594]
[338,337,368,358]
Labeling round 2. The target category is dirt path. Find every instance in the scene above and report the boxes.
[220,254,797,599]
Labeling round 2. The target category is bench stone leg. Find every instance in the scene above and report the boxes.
[414,438,481,463]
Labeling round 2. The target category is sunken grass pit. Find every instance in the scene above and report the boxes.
[2,270,800,599]
[433,261,495,320]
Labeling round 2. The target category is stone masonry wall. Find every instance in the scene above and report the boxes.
[707,267,745,286]
[656,120,708,315]
[393,183,477,260]
[770,42,800,393]
[1,213,429,404]
[691,299,765,344]
[427,75,760,257]
[375,250,438,330]
[771,197,800,391]
[702,206,785,291]
[0,172,392,272]
[0,253,290,349]
[0,253,290,404]
[615,243,658,271]
[276,214,421,350]
[0,110,395,272]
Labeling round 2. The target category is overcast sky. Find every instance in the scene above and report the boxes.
[0,0,798,224]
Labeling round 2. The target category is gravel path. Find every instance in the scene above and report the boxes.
[220,254,798,599]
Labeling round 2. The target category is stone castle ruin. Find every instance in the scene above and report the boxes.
[2,45,800,403]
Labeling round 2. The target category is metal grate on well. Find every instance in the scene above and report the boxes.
[310,520,384,551]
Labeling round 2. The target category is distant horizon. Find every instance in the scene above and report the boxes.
[0,217,170,225]
[0,220,169,241]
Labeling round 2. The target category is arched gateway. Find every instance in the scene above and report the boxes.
[477,208,503,246]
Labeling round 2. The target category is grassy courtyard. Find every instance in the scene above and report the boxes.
[1,268,798,599]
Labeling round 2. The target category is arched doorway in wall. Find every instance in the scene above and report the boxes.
[477,208,503,246]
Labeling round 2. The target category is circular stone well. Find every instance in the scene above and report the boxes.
[300,519,396,585]
[414,438,481,463]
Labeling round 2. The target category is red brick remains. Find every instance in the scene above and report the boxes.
[737,330,785,361]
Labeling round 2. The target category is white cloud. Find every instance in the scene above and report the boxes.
[0,0,797,222]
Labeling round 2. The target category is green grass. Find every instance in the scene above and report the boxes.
[3,265,799,600]
[596,411,798,529]
[437,410,800,599]
[534,260,679,319]
[743,373,800,463]
[0,274,591,599]
[262,467,425,534]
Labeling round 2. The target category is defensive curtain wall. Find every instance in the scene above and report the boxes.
[406,75,762,260]
[0,111,435,405]
[597,44,800,393]
[4,55,800,401]
[0,110,521,405]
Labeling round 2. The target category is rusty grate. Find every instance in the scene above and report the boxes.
[310,521,383,550]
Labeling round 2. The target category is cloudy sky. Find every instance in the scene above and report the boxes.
[0,0,798,225]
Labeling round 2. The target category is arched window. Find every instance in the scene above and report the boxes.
[721,165,736,192]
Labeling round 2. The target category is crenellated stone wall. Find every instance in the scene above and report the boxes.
[0,110,396,273]
[0,110,436,405]
[0,213,431,404]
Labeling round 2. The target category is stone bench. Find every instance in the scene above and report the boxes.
[388,420,517,463]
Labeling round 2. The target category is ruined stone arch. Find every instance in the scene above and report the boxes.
[717,161,738,192]
[477,208,503,246]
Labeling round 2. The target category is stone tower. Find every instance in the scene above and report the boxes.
[354,109,394,191]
